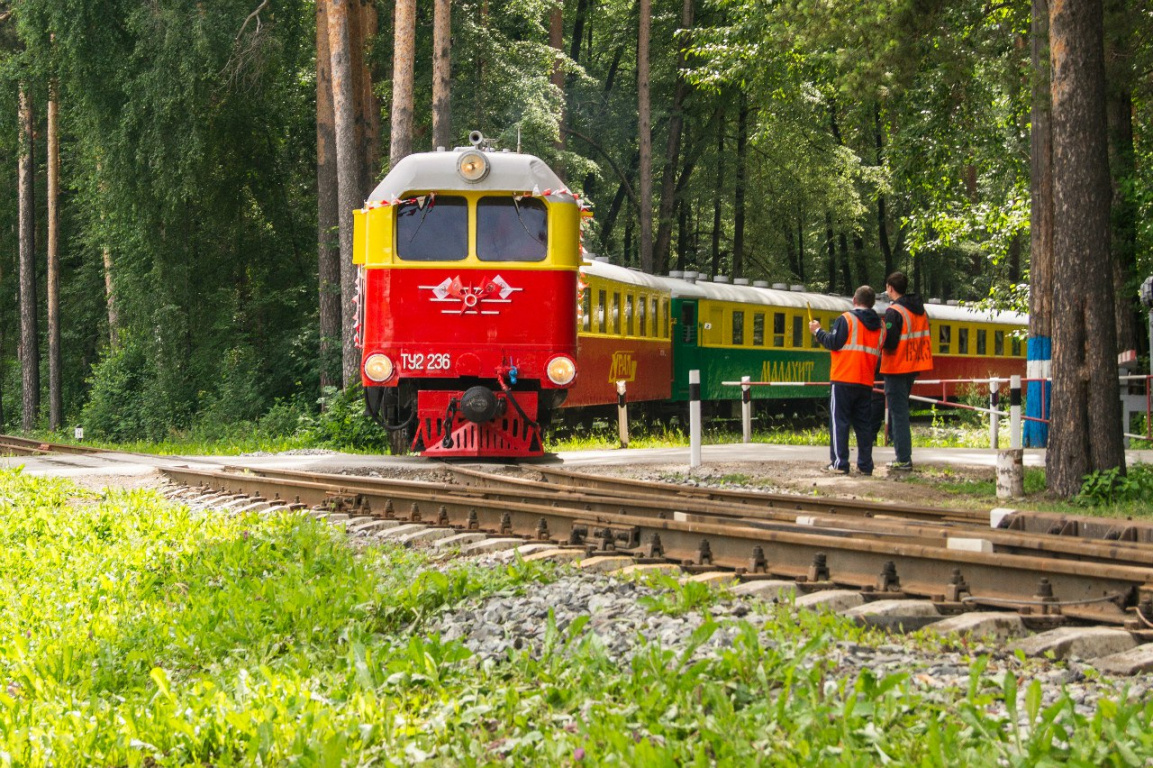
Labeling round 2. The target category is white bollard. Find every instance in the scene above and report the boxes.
[616,380,629,449]
[689,369,702,469]
[998,374,1024,498]
[741,376,752,444]
[1010,375,1022,450]
[989,377,1000,450]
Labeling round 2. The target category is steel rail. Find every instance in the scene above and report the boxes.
[530,466,1153,545]
[161,465,1153,625]
[213,464,1153,567]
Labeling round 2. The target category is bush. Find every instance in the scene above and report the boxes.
[79,337,171,441]
[1076,463,1153,506]
[307,384,388,451]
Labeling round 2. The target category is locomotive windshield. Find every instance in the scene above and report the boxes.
[477,197,548,262]
[396,194,468,261]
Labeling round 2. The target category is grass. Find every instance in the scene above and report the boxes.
[3,470,1153,764]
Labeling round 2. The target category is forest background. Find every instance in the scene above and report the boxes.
[0,0,1149,471]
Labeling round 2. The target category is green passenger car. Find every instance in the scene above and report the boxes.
[666,274,852,404]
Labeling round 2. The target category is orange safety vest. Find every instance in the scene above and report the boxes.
[829,312,884,387]
[880,303,933,374]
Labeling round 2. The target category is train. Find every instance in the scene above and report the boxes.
[353,134,1027,458]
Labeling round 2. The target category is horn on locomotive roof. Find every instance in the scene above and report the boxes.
[469,130,485,147]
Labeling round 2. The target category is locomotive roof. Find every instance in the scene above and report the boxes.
[367,148,569,202]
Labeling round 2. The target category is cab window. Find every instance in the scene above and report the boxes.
[396,194,468,261]
[476,197,548,262]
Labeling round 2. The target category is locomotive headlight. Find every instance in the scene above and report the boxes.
[457,150,490,183]
[364,353,395,382]
[546,355,577,386]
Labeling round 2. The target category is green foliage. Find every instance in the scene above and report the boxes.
[78,334,169,441]
[3,471,1153,764]
[1076,463,1153,507]
[306,384,389,452]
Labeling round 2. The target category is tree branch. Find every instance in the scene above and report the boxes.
[236,0,268,42]
[561,126,639,209]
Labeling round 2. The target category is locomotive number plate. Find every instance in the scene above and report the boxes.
[401,352,452,372]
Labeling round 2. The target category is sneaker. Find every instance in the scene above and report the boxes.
[858,468,873,476]
[824,464,850,475]
[888,461,913,472]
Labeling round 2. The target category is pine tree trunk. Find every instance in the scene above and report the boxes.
[356,0,382,192]
[653,0,693,276]
[317,0,342,391]
[825,211,836,292]
[18,85,40,433]
[796,214,806,283]
[711,117,724,275]
[637,0,653,272]
[732,94,748,278]
[327,0,361,386]
[549,3,565,164]
[874,105,894,279]
[103,246,118,349]
[1104,0,1138,359]
[1046,0,1124,497]
[47,81,62,431]
[1030,0,1053,342]
[391,0,416,165]
[432,0,453,150]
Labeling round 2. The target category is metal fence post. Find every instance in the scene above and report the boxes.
[689,369,702,469]
[1010,375,1022,450]
[616,380,629,449]
[741,376,752,444]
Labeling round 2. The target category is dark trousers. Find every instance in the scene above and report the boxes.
[829,382,875,472]
[884,372,918,464]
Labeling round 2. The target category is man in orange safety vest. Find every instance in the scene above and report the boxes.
[879,271,933,471]
[809,286,885,475]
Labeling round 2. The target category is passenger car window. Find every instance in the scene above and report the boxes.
[396,194,468,261]
[753,314,765,346]
[732,311,745,346]
[477,197,548,262]
[939,325,951,354]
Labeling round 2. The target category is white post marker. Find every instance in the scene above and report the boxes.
[997,375,1025,499]
[1010,375,1022,450]
[741,375,752,444]
[989,377,1000,450]
[616,380,629,449]
[689,369,702,469]
[74,427,84,441]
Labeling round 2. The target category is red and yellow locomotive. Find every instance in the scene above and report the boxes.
[353,133,584,457]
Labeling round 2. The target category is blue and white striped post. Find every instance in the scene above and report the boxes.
[1024,336,1051,447]
[689,369,702,469]
[741,376,752,444]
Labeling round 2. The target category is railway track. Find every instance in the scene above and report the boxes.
[160,463,1153,628]
[0,435,105,457]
